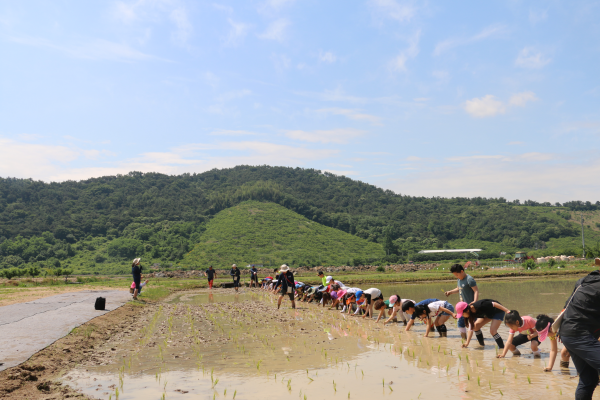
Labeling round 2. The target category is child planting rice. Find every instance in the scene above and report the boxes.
[497,310,541,358]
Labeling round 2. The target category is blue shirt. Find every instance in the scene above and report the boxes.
[410,298,439,320]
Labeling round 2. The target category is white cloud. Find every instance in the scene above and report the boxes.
[509,91,538,107]
[529,9,548,25]
[389,30,420,73]
[508,141,524,145]
[319,51,337,64]
[0,137,338,182]
[204,71,220,88]
[169,8,193,45]
[114,0,193,45]
[322,169,357,176]
[515,47,551,69]
[464,95,506,117]
[285,128,365,144]
[464,91,538,118]
[258,18,289,42]
[369,0,416,22]
[210,130,260,136]
[297,87,401,105]
[389,151,600,203]
[271,53,291,72]
[226,18,251,46]
[434,24,507,56]
[261,0,295,11]
[316,108,382,125]
[8,36,165,62]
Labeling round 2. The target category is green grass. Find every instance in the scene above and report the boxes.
[181,201,385,268]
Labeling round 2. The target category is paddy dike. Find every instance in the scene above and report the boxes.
[0,280,585,400]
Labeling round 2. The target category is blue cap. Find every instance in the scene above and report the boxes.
[355,290,363,299]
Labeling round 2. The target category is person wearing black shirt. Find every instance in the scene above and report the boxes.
[276,264,295,310]
[459,299,509,349]
[204,266,217,289]
[230,264,241,292]
[131,258,142,300]
[559,270,600,400]
[250,266,259,288]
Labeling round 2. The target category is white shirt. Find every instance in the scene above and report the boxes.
[425,300,447,318]
[364,288,382,298]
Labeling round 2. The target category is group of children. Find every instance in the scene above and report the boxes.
[259,263,570,372]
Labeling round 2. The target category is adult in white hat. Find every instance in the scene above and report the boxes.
[131,258,142,300]
[229,264,241,292]
[276,264,296,310]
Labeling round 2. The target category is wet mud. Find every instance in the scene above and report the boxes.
[62,282,583,400]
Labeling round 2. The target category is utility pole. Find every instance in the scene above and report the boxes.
[581,212,586,258]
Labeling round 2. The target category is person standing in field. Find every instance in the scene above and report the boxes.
[230,264,241,292]
[444,263,479,340]
[276,264,296,310]
[131,258,142,300]
[558,270,600,400]
[250,265,259,288]
[204,265,217,289]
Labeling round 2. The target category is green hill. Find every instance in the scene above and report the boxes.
[1,165,600,274]
[181,201,384,268]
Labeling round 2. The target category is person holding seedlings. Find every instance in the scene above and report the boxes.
[204,265,217,289]
[382,296,415,325]
[250,265,259,288]
[373,299,393,322]
[534,314,567,371]
[276,264,296,310]
[497,310,541,358]
[402,299,440,331]
[356,288,383,319]
[131,258,142,300]
[456,299,509,349]
[318,271,327,287]
[329,287,348,310]
[339,287,361,313]
[325,276,346,289]
[412,300,456,337]
[230,264,241,292]
[557,269,600,400]
[444,263,479,340]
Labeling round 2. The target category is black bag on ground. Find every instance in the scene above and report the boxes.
[94,297,106,310]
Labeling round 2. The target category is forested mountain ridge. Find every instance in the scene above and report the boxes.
[0,166,598,272]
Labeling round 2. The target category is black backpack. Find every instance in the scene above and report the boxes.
[94,297,106,310]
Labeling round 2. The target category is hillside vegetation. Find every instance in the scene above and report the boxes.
[1,166,600,273]
[181,201,384,267]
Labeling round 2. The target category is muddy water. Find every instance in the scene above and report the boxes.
[64,278,588,400]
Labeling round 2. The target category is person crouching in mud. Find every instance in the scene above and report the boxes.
[276,264,296,310]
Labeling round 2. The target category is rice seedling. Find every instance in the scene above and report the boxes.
[499,389,503,396]
[527,376,531,384]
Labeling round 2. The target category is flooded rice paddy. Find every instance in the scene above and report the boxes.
[64,278,584,399]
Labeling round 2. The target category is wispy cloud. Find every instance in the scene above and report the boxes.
[285,128,366,144]
[319,50,337,63]
[463,91,537,118]
[389,29,420,73]
[515,47,551,69]
[316,108,382,125]
[114,0,193,46]
[529,8,548,24]
[169,7,193,45]
[433,23,508,56]
[389,151,600,203]
[0,136,337,182]
[8,36,165,62]
[226,18,252,46]
[210,130,261,136]
[296,87,401,105]
[258,18,289,42]
[369,0,417,22]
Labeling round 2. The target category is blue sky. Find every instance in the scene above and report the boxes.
[1,0,599,202]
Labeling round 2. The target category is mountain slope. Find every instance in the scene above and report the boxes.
[181,201,385,267]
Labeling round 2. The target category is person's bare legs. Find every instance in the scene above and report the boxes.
[277,295,283,309]
[133,288,138,300]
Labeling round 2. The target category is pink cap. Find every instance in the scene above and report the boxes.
[537,322,551,342]
[389,295,399,305]
[455,302,468,318]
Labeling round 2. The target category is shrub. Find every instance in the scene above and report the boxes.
[523,259,536,270]
[548,258,556,267]
[376,266,385,272]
